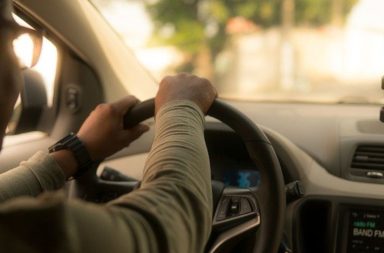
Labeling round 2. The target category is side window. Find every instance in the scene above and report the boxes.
[4,15,58,143]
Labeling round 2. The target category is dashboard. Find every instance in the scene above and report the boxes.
[229,101,384,253]
[203,100,384,252]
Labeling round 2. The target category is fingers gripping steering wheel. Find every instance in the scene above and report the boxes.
[124,98,286,253]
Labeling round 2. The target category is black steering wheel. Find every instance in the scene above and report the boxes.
[123,98,286,253]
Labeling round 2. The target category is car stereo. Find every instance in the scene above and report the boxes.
[345,208,384,252]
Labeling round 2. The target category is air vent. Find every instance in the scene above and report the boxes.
[351,145,384,170]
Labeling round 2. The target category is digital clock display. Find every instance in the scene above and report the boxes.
[348,209,384,252]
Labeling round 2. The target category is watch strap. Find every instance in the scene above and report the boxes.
[49,133,94,179]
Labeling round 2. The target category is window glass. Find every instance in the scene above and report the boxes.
[90,0,384,104]
[5,15,58,136]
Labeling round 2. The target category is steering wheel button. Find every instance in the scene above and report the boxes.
[228,197,241,215]
[240,198,252,215]
[216,197,230,221]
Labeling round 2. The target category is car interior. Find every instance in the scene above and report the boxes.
[2,0,384,253]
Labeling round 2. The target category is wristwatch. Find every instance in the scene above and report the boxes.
[48,133,94,179]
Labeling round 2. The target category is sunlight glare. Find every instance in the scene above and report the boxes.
[12,33,34,68]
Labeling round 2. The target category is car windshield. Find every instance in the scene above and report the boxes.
[90,0,384,104]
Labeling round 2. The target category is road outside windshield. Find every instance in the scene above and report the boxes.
[91,0,384,104]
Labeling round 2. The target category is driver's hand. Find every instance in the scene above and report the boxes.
[77,96,149,161]
[155,73,217,114]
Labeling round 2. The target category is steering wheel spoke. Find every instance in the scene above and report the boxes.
[207,187,260,253]
[213,187,259,228]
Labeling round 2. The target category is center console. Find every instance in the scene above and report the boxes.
[288,196,384,253]
[341,207,384,253]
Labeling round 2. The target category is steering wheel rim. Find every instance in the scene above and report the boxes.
[124,98,286,253]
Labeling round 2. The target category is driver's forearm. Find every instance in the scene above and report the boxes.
[108,100,212,253]
[0,151,66,202]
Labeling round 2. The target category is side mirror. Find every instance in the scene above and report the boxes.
[3,15,46,135]
[7,69,47,134]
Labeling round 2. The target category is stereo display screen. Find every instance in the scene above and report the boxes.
[348,208,384,252]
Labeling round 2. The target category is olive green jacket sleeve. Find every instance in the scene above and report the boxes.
[0,101,212,253]
[0,151,66,201]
